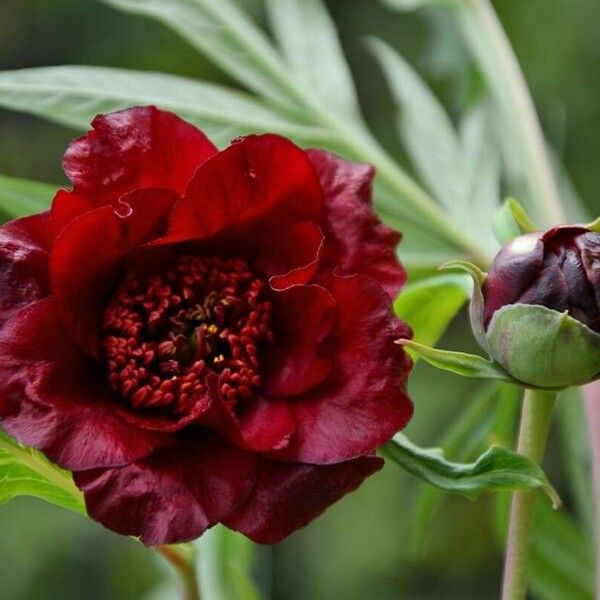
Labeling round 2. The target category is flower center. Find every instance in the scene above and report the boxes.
[102,255,274,415]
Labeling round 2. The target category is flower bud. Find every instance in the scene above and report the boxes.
[471,226,600,388]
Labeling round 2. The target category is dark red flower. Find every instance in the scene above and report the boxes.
[0,107,413,545]
[483,226,600,332]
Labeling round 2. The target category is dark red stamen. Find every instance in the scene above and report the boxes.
[103,255,274,415]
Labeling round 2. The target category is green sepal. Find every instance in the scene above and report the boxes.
[586,216,600,232]
[486,304,600,388]
[493,197,538,244]
[380,433,561,509]
[397,339,515,382]
[440,260,490,353]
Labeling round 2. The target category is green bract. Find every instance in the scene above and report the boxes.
[486,304,600,388]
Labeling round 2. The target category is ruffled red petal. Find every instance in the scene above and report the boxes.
[0,213,50,326]
[74,433,257,545]
[262,284,335,397]
[167,134,323,241]
[198,375,296,454]
[258,221,324,290]
[51,188,178,357]
[224,455,383,544]
[280,275,413,463]
[307,149,406,297]
[0,299,169,470]
[63,106,217,204]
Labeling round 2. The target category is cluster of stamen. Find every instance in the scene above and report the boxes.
[102,255,274,415]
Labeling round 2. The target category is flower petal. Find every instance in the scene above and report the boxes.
[262,284,335,397]
[199,375,296,454]
[258,221,324,290]
[224,455,383,544]
[63,106,217,203]
[307,149,405,297]
[281,275,413,463]
[0,213,50,326]
[74,433,257,545]
[168,134,323,241]
[483,233,544,325]
[0,299,169,470]
[51,188,178,357]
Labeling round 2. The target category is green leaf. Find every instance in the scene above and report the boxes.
[380,0,460,11]
[556,388,594,531]
[0,174,56,219]
[493,197,538,244]
[0,66,329,149]
[394,274,470,350]
[99,0,300,109]
[265,0,360,118]
[412,382,519,549]
[0,426,85,514]
[529,503,595,600]
[381,433,560,507]
[196,525,262,600]
[397,339,514,382]
[494,491,594,600]
[458,103,501,254]
[367,38,467,215]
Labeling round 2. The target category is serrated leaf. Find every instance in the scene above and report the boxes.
[0,426,85,514]
[266,0,360,118]
[394,274,470,351]
[196,525,262,600]
[382,433,560,507]
[398,339,514,382]
[0,66,329,148]
[99,0,300,110]
[0,174,56,219]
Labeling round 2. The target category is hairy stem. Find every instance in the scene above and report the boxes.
[156,544,200,600]
[501,389,557,600]
[459,0,565,226]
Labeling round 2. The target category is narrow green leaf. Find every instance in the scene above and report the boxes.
[397,339,513,382]
[266,0,360,118]
[439,259,487,286]
[0,66,329,148]
[0,426,85,514]
[493,197,538,244]
[556,388,594,531]
[380,0,460,12]
[529,502,595,600]
[458,103,501,254]
[196,525,262,600]
[494,491,594,600]
[367,38,467,215]
[412,382,519,549]
[0,174,56,219]
[99,0,300,109]
[394,274,470,350]
[382,433,561,507]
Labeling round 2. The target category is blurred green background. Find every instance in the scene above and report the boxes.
[0,1,597,598]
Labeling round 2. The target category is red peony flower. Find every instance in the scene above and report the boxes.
[0,107,413,545]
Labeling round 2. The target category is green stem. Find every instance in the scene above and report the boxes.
[459,0,566,226]
[501,388,557,600]
[156,544,201,600]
